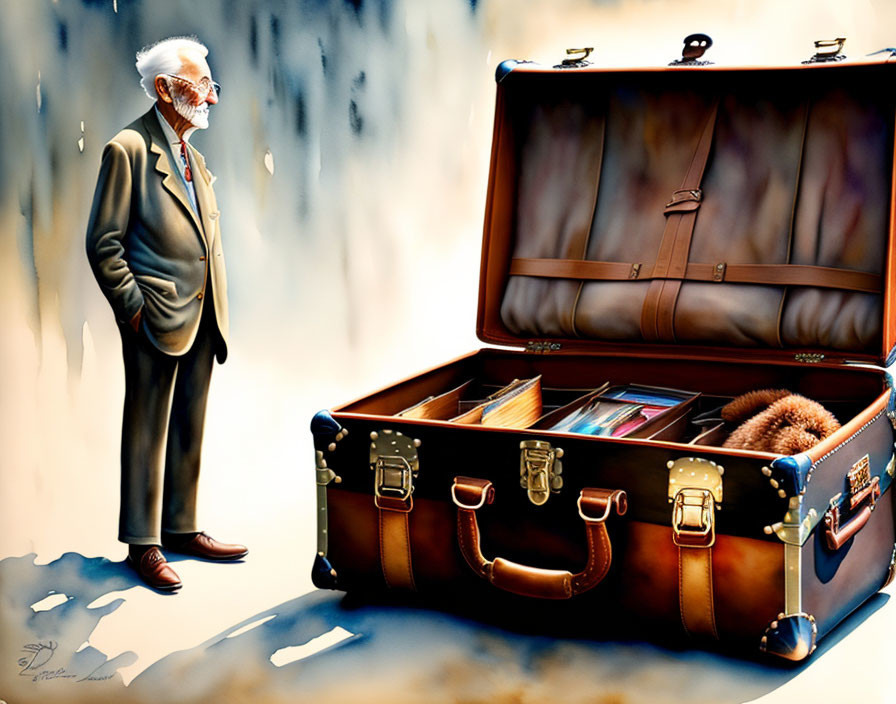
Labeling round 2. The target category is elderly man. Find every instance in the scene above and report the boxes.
[86,36,246,591]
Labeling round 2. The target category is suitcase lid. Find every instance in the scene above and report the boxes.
[476,56,896,368]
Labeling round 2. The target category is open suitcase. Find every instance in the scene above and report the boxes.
[310,41,896,661]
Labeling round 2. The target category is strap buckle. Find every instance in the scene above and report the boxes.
[370,429,420,511]
[672,488,716,547]
[375,456,414,504]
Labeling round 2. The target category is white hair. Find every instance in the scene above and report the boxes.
[135,36,208,100]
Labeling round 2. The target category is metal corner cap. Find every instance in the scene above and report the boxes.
[311,553,338,590]
[495,60,519,82]
[310,409,341,437]
[771,454,812,493]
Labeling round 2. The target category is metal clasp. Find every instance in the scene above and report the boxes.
[672,488,715,547]
[803,38,846,64]
[520,440,563,505]
[370,429,421,510]
[668,457,724,548]
[557,47,593,68]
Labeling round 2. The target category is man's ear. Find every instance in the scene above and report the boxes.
[154,75,173,103]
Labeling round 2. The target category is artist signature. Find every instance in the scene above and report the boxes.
[18,641,114,683]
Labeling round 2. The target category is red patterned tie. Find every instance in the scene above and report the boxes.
[180,140,192,182]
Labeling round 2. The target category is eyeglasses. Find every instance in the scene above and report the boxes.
[162,74,221,99]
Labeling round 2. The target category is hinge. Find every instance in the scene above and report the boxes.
[526,341,562,353]
[794,353,825,364]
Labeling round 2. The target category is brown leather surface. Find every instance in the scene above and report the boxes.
[509,258,881,293]
[824,505,874,550]
[328,488,786,640]
[379,507,416,590]
[619,521,784,640]
[679,546,719,639]
[886,151,896,355]
[452,477,620,600]
[490,558,573,599]
[482,68,894,356]
[643,102,719,343]
[500,96,607,338]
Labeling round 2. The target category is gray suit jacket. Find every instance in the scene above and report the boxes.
[86,107,229,362]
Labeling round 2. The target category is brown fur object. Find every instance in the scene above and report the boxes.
[722,390,840,454]
[720,389,790,423]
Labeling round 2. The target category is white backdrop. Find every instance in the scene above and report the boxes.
[1,1,895,702]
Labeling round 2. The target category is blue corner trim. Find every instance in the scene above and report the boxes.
[311,553,338,590]
[495,60,519,83]
[311,410,341,437]
[761,614,816,662]
[310,410,343,451]
[771,454,812,496]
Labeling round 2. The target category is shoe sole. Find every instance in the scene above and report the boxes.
[161,544,248,561]
[164,550,249,562]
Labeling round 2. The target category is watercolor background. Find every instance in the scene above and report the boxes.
[2,0,896,702]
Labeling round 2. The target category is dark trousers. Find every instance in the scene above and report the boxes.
[118,296,219,545]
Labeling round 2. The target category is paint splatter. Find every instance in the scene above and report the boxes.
[36,71,41,112]
[264,148,274,175]
[269,626,356,666]
[30,592,70,612]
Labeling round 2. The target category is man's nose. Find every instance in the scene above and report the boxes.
[206,86,218,105]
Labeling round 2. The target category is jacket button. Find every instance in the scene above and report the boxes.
[199,256,206,261]
[197,292,203,300]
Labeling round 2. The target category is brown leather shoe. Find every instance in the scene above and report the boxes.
[127,546,182,591]
[162,531,248,561]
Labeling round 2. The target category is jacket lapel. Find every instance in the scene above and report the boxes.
[188,145,218,251]
[144,110,208,246]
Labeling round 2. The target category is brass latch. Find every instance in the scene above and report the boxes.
[668,457,724,548]
[520,440,563,505]
[558,47,593,68]
[803,38,846,64]
[370,429,421,510]
[672,489,715,547]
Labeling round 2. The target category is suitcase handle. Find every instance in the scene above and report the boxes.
[451,476,627,599]
[823,476,880,551]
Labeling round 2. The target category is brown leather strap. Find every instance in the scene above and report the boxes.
[641,102,719,342]
[509,258,881,293]
[678,545,718,639]
[377,498,416,591]
[452,476,626,600]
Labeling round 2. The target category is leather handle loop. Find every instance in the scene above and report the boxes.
[825,506,873,550]
[451,476,627,600]
[823,477,880,551]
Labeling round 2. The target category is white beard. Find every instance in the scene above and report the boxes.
[173,95,210,129]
